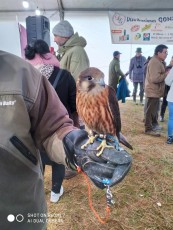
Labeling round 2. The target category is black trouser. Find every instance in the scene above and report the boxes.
[41,151,65,193]
[160,85,170,117]
[160,96,168,117]
[133,82,144,102]
[144,97,160,131]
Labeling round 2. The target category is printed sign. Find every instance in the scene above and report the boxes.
[109,11,173,44]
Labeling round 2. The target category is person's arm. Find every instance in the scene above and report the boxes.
[165,67,173,86]
[143,56,147,64]
[129,59,134,80]
[115,61,125,78]
[29,75,75,147]
[29,75,75,165]
[149,62,166,83]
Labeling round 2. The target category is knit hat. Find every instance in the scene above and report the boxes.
[52,20,74,37]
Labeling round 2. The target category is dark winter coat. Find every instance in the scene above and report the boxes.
[108,58,125,92]
[49,67,77,117]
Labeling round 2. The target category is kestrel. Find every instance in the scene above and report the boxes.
[76,67,132,155]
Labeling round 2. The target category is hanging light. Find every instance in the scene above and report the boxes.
[35,7,41,16]
[22,1,29,8]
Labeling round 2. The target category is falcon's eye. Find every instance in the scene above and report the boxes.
[87,76,93,81]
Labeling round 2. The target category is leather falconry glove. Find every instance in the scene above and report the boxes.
[63,130,132,189]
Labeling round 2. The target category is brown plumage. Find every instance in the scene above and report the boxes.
[76,67,132,151]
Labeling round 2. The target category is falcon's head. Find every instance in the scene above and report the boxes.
[77,67,105,92]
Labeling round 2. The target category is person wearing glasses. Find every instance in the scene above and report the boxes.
[144,44,168,136]
[129,48,146,105]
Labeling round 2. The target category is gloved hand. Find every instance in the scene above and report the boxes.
[63,130,132,189]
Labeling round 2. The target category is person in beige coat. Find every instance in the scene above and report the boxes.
[144,44,168,136]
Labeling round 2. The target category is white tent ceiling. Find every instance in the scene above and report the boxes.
[0,0,173,13]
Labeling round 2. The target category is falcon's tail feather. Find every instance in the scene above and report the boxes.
[119,132,133,150]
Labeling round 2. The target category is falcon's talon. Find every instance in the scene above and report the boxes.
[81,134,98,149]
[96,139,114,156]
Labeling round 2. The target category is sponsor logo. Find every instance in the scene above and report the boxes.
[112,29,122,33]
[134,33,141,40]
[112,13,126,26]
[143,33,150,41]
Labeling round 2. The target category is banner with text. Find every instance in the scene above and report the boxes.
[109,11,173,44]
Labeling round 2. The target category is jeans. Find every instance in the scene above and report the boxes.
[168,102,173,137]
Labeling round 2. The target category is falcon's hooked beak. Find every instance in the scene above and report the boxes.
[96,79,105,87]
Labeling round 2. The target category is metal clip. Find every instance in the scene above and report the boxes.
[105,185,115,206]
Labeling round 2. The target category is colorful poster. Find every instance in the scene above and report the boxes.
[109,11,173,44]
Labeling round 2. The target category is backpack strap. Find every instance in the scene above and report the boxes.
[52,69,63,89]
